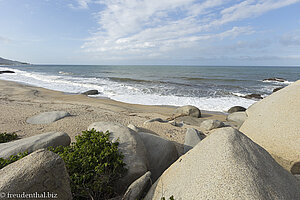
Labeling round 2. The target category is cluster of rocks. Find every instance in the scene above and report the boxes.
[1,81,300,199]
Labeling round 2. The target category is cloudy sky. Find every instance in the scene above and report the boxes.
[0,0,300,65]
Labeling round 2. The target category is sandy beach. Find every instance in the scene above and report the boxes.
[0,79,226,155]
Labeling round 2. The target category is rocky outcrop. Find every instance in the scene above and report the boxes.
[88,121,149,193]
[26,111,70,124]
[138,132,178,181]
[184,128,203,153]
[122,171,152,200]
[240,80,300,173]
[0,149,72,199]
[243,93,263,100]
[273,87,284,93]
[227,106,246,113]
[81,90,99,95]
[145,127,300,200]
[0,132,71,159]
[226,111,247,129]
[263,77,286,82]
[199,119,225,131]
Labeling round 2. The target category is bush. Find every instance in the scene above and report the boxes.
[0,151,29,169]
[0,132,18,143]
[49,129,127,200]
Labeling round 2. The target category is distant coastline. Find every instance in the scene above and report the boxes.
[0,57,29,65]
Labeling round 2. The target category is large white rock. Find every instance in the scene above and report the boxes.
[88,121,149,193]
[0,132,71,159]
[240,80,300,173]
[26,111,70,124]
[226,111,247,128]
[145,127,300,200]
[138,132,178,181]
[0,149,72,200]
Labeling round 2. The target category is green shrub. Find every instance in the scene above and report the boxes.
[49,129,127,200]
[0,151,29,169]
[0,132,18,143]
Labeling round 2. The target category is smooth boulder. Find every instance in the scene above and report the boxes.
[88,122,149,193]
[145,127,300,200]
[240,80,300,173]
[0,149,72,199]
[228,106,246,113]
[184,128,202,153]
[122,171,152,200]
[26,111,70,124]
[226,111,247,128]
[200,119,225,131]
[0,132,71,159]
[172,105,201,118]
[243,93,263,100]
[138,132,178,181]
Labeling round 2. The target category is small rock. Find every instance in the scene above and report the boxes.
[228,106,246,113]
[243,94,263,100]
[0,70,15,74]
[122,171,152,200]
[273,87,284,93]
[184,128,203,153]
[127,124,139,132]
[173,105,201,118]
[143,118,167,125]
[263,77,286,82]
[26,111,70,124]
[0,132,71,159]
[0,149,72,200]
[200,119,225,131]
[81,90,99,95]
[168,120,183,127]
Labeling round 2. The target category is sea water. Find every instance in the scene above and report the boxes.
[0,65,298,112]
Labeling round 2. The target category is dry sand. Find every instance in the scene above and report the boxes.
[0,79,226,154]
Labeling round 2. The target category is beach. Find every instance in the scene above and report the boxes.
[0,79,226,154]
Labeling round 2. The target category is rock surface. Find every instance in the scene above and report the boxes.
[228,106,246,113]
[145,127,300,200]
[240,80,300,173]
[200,119,225,131]
[0,132,71,159]
[26,111,70,124]
[184,128,202,153]
[172,105,201,118]
[122,171,152,200]
[273,87,284,93]
[0,149,72,200]
[226,111,247,128]
[81,90,99,95]
[138,132,178,181]
[88,121,149,193]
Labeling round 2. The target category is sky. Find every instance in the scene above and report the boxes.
[0,0,300,66]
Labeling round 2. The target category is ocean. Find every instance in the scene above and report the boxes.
[0,65,298,112]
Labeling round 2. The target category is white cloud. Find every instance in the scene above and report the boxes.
[81,0,300,60]
[69,0,91,9]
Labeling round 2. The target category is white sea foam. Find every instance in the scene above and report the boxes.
[0,66,257,112]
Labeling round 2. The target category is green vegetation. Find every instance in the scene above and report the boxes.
[0,132,18,143]
[49,129,127,200]
[0,151,29,169]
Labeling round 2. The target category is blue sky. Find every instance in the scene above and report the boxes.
[0,0,300,65]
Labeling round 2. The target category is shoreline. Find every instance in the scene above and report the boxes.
[0,79,226,154]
